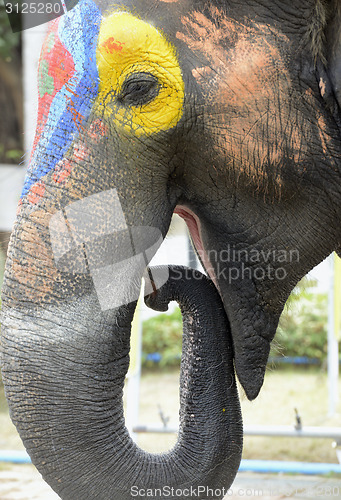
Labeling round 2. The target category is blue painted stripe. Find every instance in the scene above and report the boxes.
[22,0,101,198]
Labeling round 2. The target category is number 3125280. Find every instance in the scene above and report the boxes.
[5,3,62,14]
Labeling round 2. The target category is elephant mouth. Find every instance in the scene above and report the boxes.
[174,204,271,400]
[174,205,219,287]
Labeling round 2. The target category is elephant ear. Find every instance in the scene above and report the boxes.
[323,0,341,259]
[313,1,341,256]
[319,1,341,122]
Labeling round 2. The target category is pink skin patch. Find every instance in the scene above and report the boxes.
[174,205,220,291]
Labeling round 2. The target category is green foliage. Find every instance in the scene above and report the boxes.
[0,144,23,162]
[0,6,20,60]
[142,278,329,368]
[142,308,183,368]
[273,278,328,362]
[4,148,23,161]
[0,6,22,163]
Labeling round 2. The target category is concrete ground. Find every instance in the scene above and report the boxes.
[229,472,341,498]
[0,465,340,499]
[0,465,59,500]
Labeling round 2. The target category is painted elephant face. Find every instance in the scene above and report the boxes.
[10,0,340,394]
[1,0,341,496]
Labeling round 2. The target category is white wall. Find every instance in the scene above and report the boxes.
[0,165,26,230]
[23,24,47,157]
[0,24,47,232]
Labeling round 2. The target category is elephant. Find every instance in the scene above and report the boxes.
[1,0,341,498]
[3,263,243,499]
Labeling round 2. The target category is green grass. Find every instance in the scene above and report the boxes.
[135,367,341,463]
[240,367,341,463]
[1,367,340,463]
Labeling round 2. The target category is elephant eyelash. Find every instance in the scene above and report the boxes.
[117,73,162,107]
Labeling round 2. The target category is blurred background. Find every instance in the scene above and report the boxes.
[0,4,23,264]
[0,4,340,498]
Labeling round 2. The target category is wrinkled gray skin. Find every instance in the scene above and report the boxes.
[1,0,341,498]
[2,266,242,499]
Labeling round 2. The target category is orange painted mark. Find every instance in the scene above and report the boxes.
[9,209,60,306]
[65,83,80,98]
[319,77,326,98]
[16,199,23,215]
[66,98,85,133]
[88,119,108,141]
[317,115,335,159]
[176,7,315,192]
[73,143,89,161]
[53,158,73,184]
[27,181,46,205]
[192,66,214,80]
[52,119,107,186]
[101,37,125,53]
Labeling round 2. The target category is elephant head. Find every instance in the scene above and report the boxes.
[1,0,341,497]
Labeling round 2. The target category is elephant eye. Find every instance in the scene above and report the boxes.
[117,72,161,107]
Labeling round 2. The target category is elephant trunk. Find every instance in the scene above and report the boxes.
[1,266,242,500]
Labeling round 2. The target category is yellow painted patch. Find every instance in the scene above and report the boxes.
[96,12,184,136]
